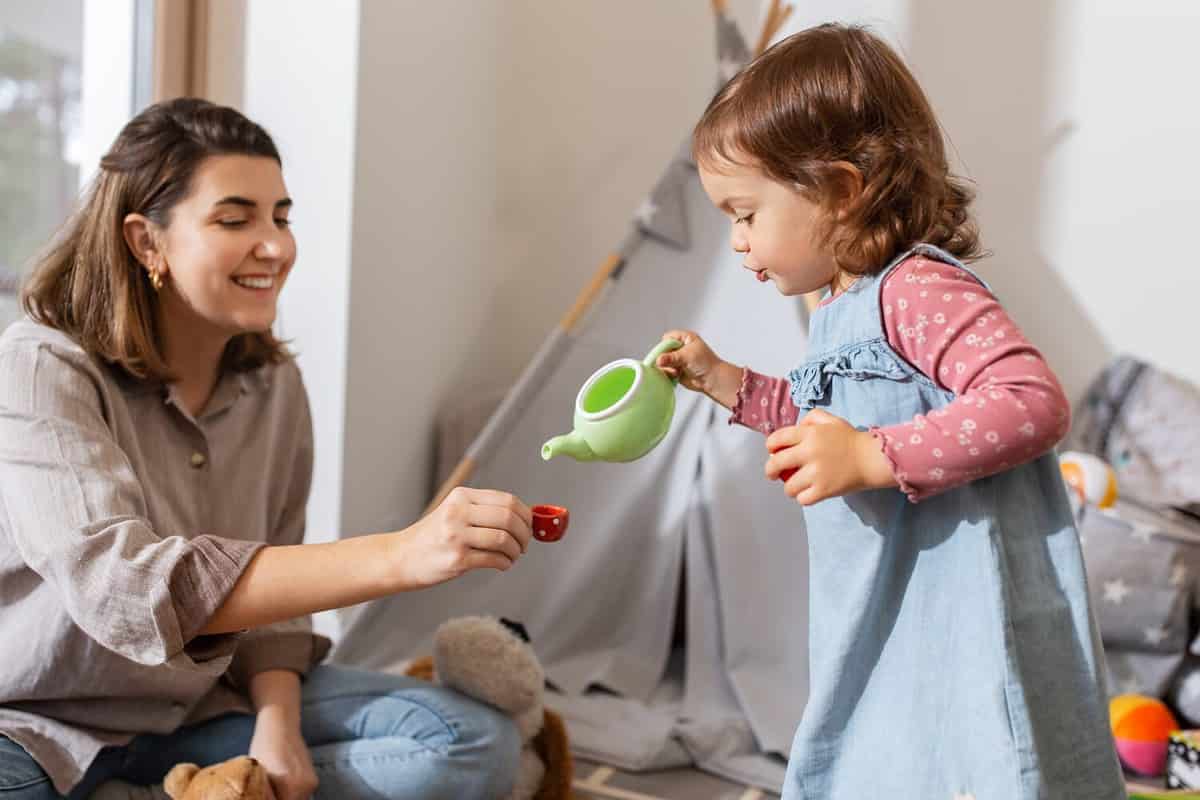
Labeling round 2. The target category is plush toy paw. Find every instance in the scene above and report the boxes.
[406,615,573,800]
[163,755,271,800]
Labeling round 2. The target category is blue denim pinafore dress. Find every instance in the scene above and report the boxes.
[780,245,1124,799]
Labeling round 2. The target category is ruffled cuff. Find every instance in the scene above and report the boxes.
[727,366,753,426]
[869,427,923,504]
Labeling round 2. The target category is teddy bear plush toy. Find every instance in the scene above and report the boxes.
[163,755,270,800]
[405,616,572,800]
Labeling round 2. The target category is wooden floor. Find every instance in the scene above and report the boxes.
[571,759,774,800]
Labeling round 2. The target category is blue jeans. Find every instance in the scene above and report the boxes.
[0,666,520,799]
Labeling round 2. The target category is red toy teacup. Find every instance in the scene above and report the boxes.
[532,504,569,542]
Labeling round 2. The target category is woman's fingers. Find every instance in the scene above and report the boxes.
[456,488,532,526]
[464,548,515,573]
[467,526,524,562]
[468,503,532,552]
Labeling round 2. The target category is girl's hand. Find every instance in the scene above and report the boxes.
[655,330,744,409]
[765,409,897,505]
[390,487,533,591]
[248,707,317,800]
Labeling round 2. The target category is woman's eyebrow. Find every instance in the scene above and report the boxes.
[213,196,256,208]
[212,197,293,209]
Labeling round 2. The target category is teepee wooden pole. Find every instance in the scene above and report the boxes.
[424,249,626,515]
[426,456,476,515]
[561,252,626,333]
[755,0,793,56]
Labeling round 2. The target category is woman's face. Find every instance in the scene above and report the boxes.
[153,154,295,338]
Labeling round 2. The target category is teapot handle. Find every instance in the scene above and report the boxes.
[644,339,684,384]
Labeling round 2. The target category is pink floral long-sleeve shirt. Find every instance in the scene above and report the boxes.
[729,255,1070,502]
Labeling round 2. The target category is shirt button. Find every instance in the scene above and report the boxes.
[189,452,207,469]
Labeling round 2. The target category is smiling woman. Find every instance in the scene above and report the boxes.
[0,98,529,800]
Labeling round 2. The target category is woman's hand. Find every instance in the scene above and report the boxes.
[765,409,897,505]
[655,330,744,410]
[389,487,533,591]
[247,671,315,800]
[248,707,317,800]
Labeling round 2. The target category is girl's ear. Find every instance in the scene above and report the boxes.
[825,161,864,221]
[122,213,163,272]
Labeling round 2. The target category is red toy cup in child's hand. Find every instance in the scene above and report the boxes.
[531,504,569,542]
[769,442,798,483]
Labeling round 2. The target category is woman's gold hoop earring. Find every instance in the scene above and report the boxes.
[150,270,164,292]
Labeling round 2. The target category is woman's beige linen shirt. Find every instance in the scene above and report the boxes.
[0,320,330,793]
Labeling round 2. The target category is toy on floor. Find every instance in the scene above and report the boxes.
[1111,693,1179,777]
[1060,450,1118,509]
[406,616,572,800]
[532,504,569,542]
[541,338,682,462]
[164,755,269,800]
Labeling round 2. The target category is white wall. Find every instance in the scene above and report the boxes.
[339,0,502,536]
[1037,0,1199,389]
[242,1,359,545]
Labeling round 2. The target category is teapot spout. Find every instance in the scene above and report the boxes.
[541,430,596,462]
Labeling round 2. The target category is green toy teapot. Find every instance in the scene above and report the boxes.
[541,339,683,463]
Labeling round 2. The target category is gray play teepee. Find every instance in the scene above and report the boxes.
[337,3,809,792]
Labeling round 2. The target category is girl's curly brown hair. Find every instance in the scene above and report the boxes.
[693,23,982,275]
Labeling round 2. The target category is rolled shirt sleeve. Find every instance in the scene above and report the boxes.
[0,340,262,665]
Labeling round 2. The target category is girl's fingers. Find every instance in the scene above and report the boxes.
[801,408,840,426]
[661,329,695,345]
[766,425,804,453]
[765,451,797,480]
[796,488,821,506]
[656,352,679,369]
[783,464,815,498]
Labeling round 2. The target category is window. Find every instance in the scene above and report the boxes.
[0,1,85,326]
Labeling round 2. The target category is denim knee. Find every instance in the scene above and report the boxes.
[0,738,58,800]
[458,704,521,799]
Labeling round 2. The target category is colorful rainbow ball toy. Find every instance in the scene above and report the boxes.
[1110,694,1179,776]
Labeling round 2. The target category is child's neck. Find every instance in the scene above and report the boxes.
[829,270,859,297]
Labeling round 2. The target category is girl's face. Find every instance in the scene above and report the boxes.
[145,154,296,340]
[699,157,837,297]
